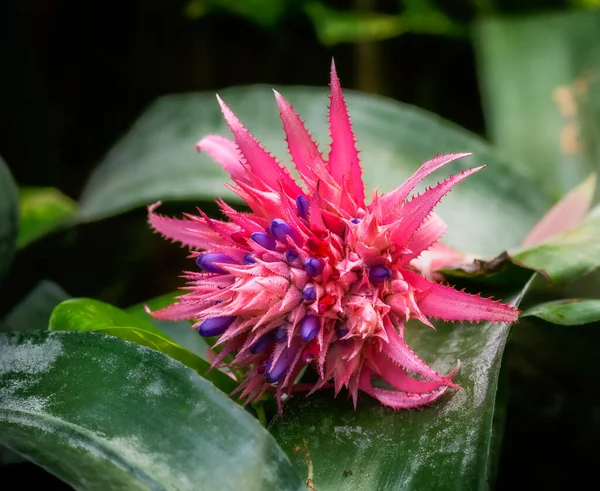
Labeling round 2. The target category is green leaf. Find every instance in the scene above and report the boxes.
[269,287,529,491]
[476,11,600,199]
[305,2,407,45]
[0,330,305,490]
[512,210,600,284]
[0,157,19,279]
[78,86,551,257]
[1,280,69,333]
[49,298,237,394]
[17,187,77,248]
[521,298,600,325]
[185,0,287,28]
[126,292,210,360]
[442,207,600,286]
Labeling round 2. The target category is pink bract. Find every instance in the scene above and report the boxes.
[148,62,519,412]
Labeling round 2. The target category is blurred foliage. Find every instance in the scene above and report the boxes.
[185,0,463,45]
[17,187,77,248]
[184,0,288,28]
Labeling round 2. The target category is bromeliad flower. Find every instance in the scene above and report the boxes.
[148,62,519,412]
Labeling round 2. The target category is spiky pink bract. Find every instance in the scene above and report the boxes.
[148,62,519,412]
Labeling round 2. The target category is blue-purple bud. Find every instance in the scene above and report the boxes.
[303,283,317,302]
[296,195,310,219]
[350,218,361,224]
[250,232,276,251]
[369,265,392,285]
[336,325,350,342]
[269,218,295,243]
[300,315,320,342]
[197,316,236,337]
[265,349,294,383]
[274,326,288,343]
[284,250,299,264]
[250,332,273,355]
[243,253,256,264]
[304,257,324,277]
[196,253,236,274]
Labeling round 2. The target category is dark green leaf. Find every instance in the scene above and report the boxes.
[49,298,236,393]
[17,187,77,248]
[269,287,529,491]
[0,330,305,490]
[1,280,69,333]
[78,86,551,257]
[185,0,287,28]
[521,298,600,325]
[476,11,600,199]
[0,157,19,279]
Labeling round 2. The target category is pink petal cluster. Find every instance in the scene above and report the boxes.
[148,62,519,412]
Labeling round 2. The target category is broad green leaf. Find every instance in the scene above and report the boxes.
[0,157,19,279]
[269,286,529,491]
[521,298,600,325]
[126,292,210,360]
[511,211,600,284]
[476,11,600,199]
[78,86,551,257]
[17,187,77,248]
[49,298,236,393]
[442,207,600,286]
[0,330,305,490]
[1,280,69,332]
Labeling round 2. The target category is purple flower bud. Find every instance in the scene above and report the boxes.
[351,218,361,224]
[300,314,320,342]
[250,332,273,355]
[369,265,392,285]
[285,250,299,264]
[296,195,310,219]
[336,325,350,342]
[265,347,295,383]
[270,218,295,243]
[196,253,237,274]
[243,253,256,264]
[303,283,316,302]
[197,316,236,337]
[274,326,288,343]
[304,257,324,277]
[250,232,276,251]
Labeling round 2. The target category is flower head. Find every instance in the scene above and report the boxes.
[148,62,519,412]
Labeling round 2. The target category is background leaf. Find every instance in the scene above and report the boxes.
[0,157,19,279]
[17,187,77,249]
[126,292,210,359]
[476,10,600,199]
[442,208,600,287]
[269,287,529,491]
[78,86,551,257]
[521,298,600,325]
[512,210,600,283]
[1,280,69,333]
[49,298,236,393]
[0,330,305,491]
